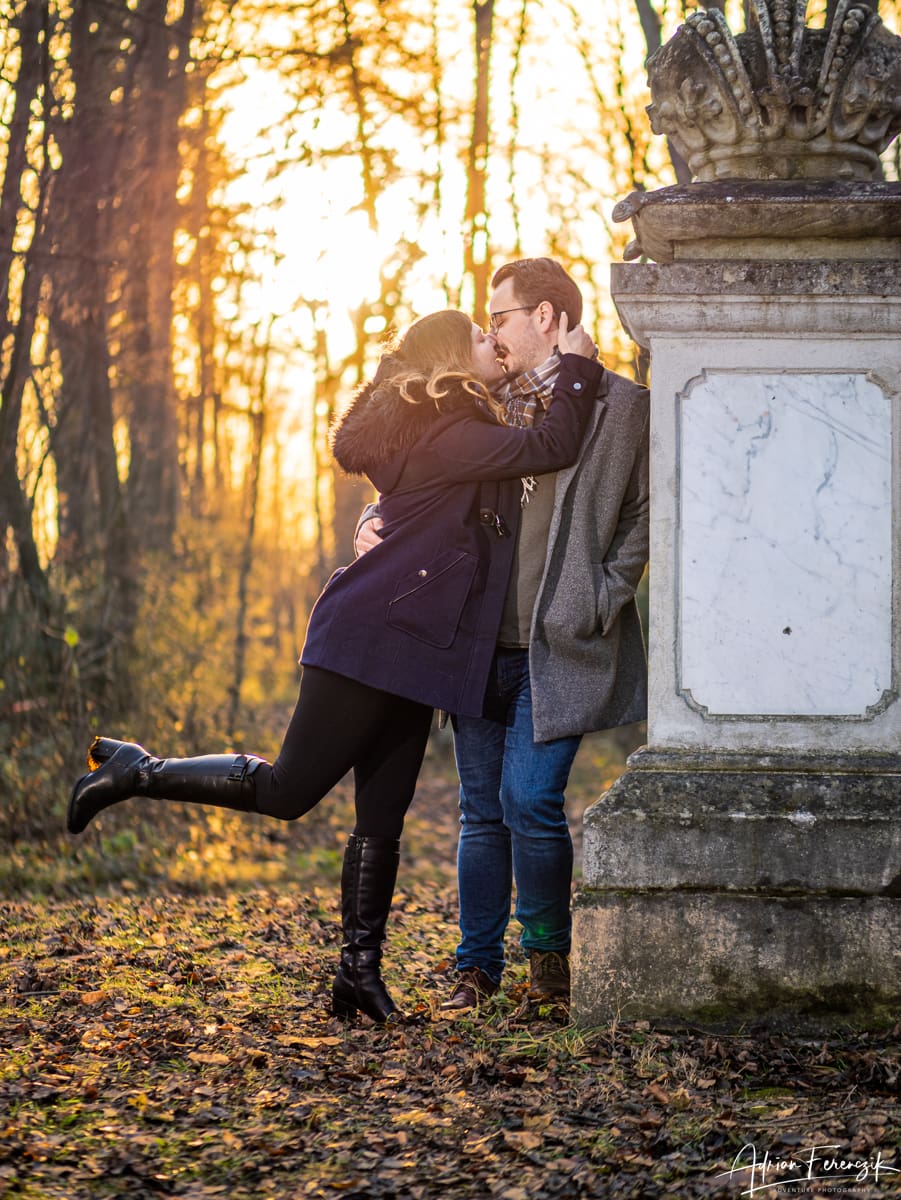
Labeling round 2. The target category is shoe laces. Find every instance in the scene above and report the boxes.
[532,951,569,981]
[453,967,494,999]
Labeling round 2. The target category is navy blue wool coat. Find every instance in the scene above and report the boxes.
[300,354,604,717]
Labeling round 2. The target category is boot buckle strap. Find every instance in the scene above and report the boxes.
[228,754,250,782]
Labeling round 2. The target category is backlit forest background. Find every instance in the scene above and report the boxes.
[2,0,900,847]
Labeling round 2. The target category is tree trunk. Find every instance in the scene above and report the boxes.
[185,93,218,514]
[0,0,52,611]
[0,0,44,360]
[48,0,128,565]
[464,0,494,328]
[122,0,196,549]
[226,397,265,745]
[338,0,377,230]
[634,0,691,183]
[506,0,529,257]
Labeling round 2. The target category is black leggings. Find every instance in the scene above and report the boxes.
[251,667,433,840]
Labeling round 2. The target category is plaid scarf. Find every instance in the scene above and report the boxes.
[494,352,562,505]
[497,351,562,428]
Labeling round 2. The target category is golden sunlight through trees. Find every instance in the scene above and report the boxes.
[1,0,899,834]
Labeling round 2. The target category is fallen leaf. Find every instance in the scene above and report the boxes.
[502,1130,543,1152]
[79,990,107,1005]
[276,1035,342,1048]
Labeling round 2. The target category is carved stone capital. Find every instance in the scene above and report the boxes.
[646,2,901,182]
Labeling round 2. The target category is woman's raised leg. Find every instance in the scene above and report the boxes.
[68,669,426,833]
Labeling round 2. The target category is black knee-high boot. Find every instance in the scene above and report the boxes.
[331,835,404,1025]
[67,741,264,835]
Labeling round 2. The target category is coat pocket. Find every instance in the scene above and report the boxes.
[387,549,479,648]
[592,562,611,635]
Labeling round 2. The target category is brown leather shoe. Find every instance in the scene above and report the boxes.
[528,950,570,1003]
[438,967,499,1014]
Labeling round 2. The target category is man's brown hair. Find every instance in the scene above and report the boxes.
[491,258,583,327]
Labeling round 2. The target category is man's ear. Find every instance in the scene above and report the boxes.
[535,300,557,333]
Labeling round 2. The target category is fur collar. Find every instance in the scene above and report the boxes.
[331,375,481,481]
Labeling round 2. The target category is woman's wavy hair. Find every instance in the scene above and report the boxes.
[372,310,505,423]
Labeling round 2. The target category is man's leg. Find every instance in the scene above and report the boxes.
[497,650,581,998]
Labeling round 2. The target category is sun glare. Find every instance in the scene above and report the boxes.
[271,194,389,328]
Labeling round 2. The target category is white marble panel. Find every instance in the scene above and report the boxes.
[678,371,892,717]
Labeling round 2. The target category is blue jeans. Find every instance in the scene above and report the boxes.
[452,648,582,982]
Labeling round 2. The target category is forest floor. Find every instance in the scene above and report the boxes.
[1,730,899,1200]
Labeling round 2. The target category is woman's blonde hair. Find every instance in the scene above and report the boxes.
[373,310,505,422]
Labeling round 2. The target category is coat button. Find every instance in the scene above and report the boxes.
[573,381,582,391]
[418,569,428,577]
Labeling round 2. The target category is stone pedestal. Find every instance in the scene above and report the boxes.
[572,183,901,1027]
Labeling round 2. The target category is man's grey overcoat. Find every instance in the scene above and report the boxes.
[529,368,650,741]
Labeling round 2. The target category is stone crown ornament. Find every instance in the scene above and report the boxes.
[646,0,901,181]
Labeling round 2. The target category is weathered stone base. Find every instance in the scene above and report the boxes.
[572,891,900,1027]
[571,753,901,1027]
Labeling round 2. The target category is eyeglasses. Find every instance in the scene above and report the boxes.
[488,305,535,333]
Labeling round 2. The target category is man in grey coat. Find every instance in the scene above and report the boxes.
[357,258,650,1013]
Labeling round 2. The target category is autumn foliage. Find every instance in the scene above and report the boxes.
[3,769,900,1198]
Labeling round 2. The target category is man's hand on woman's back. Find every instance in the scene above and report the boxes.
[354,515,384,557]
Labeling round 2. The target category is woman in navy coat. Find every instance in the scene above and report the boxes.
[67,309,602,1024]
